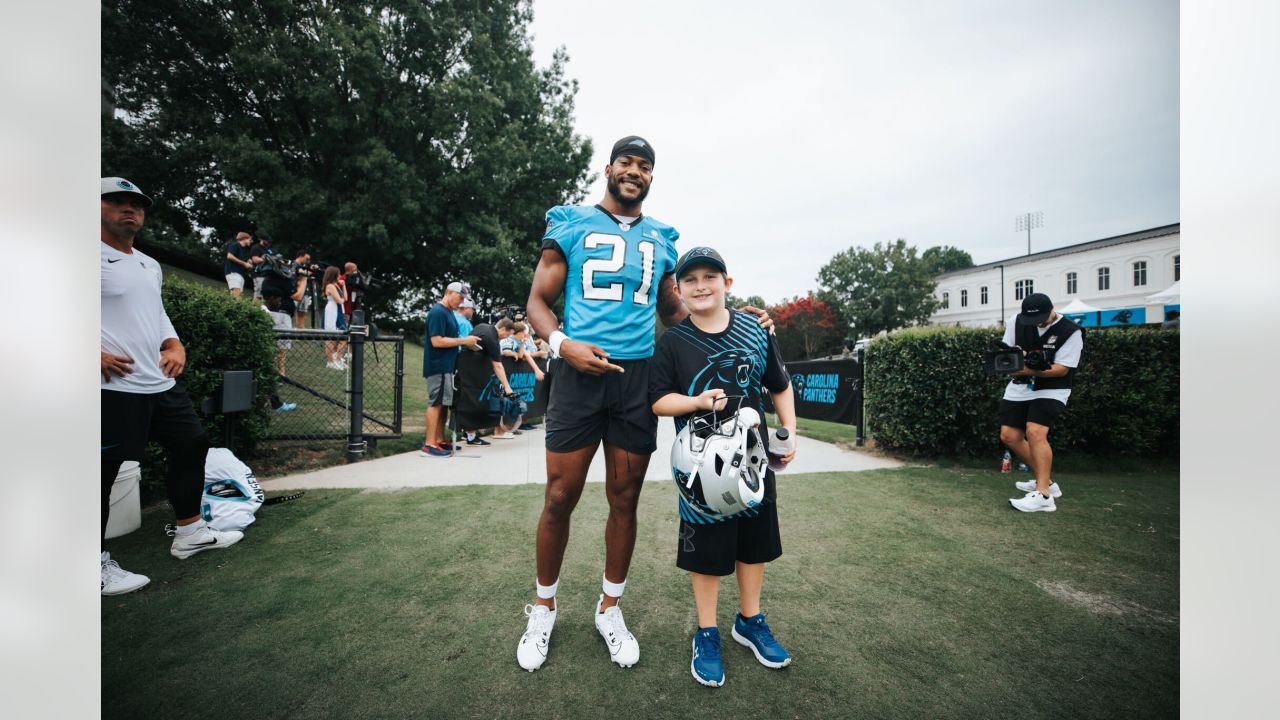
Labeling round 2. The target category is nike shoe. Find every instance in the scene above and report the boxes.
[1009,491,1056,513]
[1014,479,1062,498]
[518,423,537,431]
[732,612,792,668]
[466,437,491,446]
[517,603,557,672]
[419,444,450,457]
[491,433,515,440]
[594,595,640,668]
[169,524,244,559]
[101,552,149,596]
[691,627,725,687]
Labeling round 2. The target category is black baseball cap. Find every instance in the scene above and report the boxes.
[610,135,655,166]
[1016,293,1054,326]
[675,246,727,279]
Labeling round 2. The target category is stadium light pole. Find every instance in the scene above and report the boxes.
[1015,211,1044,255]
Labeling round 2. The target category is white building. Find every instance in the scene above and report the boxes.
[930,223,1180,328]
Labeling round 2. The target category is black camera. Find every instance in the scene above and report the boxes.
[983,341,1025,377]
[1024,349,1054,371]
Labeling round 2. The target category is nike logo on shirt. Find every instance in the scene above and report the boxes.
[107,258,121,263]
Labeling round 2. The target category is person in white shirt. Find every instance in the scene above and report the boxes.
[100,177,244,596]
[998,293,1085,513]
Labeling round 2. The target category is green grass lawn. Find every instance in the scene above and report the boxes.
[102,465,1177,719]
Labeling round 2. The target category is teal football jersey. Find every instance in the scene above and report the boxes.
[542,205,679,359]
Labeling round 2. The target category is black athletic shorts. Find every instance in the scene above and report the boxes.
[676,471,782,576]
[544,357,657,455]
[999,398,1068,430]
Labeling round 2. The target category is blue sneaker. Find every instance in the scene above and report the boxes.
[691,627,725,687]
[732,612,791,668]
[419,444,450,457]
[274,402,297,413]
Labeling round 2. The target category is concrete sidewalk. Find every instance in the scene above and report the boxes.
[260,420,903,491]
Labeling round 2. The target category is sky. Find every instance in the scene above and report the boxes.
[527,0,1179,304]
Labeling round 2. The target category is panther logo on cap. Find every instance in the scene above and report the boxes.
[627,139,647,148]
[117,180,135,190]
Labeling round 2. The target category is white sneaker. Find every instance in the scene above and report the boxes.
[1014,479,1062,498]
[169,523,244,559]
[101,551,149,596]
[594,595,640,668]
[1009,491,1056,513]
[517,603,557,671]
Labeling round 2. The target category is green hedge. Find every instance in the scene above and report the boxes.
[865,325,1179,458]
[140,278,277,497]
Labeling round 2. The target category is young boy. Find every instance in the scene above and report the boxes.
[649,246,798,688]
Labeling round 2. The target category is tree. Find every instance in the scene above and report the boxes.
[725,292,767,310]
[817,239,940,338]
[922,245,975,276]
[102,0,593,321]
[770,294,845,361]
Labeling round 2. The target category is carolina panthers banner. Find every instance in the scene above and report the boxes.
[765,358,862,424]
[454,351,548,430]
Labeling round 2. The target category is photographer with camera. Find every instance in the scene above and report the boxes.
[995,293,1083,513]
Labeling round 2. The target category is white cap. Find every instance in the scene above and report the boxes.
[459,298,475,309]
[446,281,469,297]
[100,177,153,207]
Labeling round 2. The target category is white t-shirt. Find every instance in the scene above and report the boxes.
[101,243,178,394]
[1001,314,1083,404]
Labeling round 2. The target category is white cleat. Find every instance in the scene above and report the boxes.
[594,594,640,668]
[1014,479,1062,498]
[1009,491,1057,513]
[517,603,557,671]
[101,552,149,596]
[169,524,244,559]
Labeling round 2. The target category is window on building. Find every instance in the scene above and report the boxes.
[980,286,988,305]
[1015,279,1034,300]
[1174,254,1180,282]
[1098,267,1110,291]
[1066,272,1077,295]
[1133,261,1147,286]
[960,289,968,308]
[941,292,949,309]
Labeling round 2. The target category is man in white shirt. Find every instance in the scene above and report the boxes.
[999,293,1085,513]
[100,177,244,596]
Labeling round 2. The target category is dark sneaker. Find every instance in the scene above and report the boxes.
[691,627,725,687]
[419,444,450,457]
[732,612,792,668]
[518,423,537,431]
[466,437,491,446]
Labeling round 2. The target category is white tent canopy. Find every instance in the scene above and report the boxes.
[1058,297,1103,314]
[1145,281,1180,304]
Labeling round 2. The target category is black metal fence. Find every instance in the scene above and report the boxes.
[264,325,404,461]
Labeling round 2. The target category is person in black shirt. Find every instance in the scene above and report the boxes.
[223,231,253,297]
[458,317,520,445]
[248,231,275,301]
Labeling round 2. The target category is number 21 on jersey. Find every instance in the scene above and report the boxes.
[581,233,655,305]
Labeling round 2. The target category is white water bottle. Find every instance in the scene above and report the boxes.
[767,427,795,471]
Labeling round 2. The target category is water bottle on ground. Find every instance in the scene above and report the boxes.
[1000,450,1012,473]
[767,427,795,471]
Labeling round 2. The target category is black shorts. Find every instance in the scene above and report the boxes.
[999,398,1067,430]
[676,472,782,576]
[544,357,657,455]
[101,384,208,461]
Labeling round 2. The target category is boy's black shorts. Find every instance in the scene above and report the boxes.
[676,472,782,576]
[999,398,1068,430]
[544,357,657,455]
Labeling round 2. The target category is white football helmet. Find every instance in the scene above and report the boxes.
[671,401,768,519]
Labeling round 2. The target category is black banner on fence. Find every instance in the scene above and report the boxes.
[454,351,548,429]
[764,358,861,424]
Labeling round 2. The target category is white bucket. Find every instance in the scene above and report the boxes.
[105,461,142,539]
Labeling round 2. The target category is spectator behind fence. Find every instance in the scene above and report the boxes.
[454,297,475,336]
[249,231,276,300]
[100,177,244,597]
[321,265,349,370]
[260,283,297,413]
[342,262,367,321]
[421,281,480,457]
[223,231,254,297]
[292,251,315,328]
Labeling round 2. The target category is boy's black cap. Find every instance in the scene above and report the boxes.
[675,246,727,278]
[1016,293,1054,325]
[610,135,655,166]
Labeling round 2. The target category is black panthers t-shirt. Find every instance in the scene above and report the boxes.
[469,323,503,363]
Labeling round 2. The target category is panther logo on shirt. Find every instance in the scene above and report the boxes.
[691,349,756,393]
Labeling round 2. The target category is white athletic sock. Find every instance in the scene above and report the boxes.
[536,578,559,600]
[602,574,626,599]
[175,520,206,537]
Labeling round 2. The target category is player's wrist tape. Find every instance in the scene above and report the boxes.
[602,574,626,598]
[536,578,559,600]
[549,331,568,355]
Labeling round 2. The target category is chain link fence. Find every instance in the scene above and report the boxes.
[264,326,403,460]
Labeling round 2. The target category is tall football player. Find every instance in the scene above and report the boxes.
[517,136,770,671]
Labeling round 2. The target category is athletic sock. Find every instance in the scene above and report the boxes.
[174,520,205,537]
